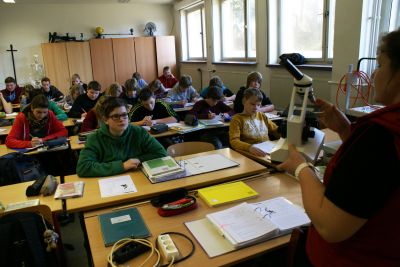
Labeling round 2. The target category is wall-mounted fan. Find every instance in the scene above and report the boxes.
[144,22,157,36]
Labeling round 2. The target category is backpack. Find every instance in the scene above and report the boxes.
[0,212,58,267]
[0,152,46,186]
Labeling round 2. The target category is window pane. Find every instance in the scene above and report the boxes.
[222,0,245,58]
[187,9,203,58]
[202,8,207,57]
[280,0,324,58]
[247,0,256,57]
[327,0,336,58]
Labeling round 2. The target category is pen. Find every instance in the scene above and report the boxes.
[81,108,87,113]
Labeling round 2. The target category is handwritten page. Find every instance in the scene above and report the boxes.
[249,197,310,231]
[98,175,137,198]
[252,140,277,154]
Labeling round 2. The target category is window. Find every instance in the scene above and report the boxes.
[218,0,256,61]
[181,3,207,60]
[269,0,335,64]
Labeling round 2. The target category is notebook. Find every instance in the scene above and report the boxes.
[98,207,151,247]
[54,181,84,199]
[198,181,258,207]
[185,197,310,257]
[141,156,186,182]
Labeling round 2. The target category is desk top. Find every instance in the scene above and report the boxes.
[0,179,63,213]
[84,172,301,267]
[65,148,267,213]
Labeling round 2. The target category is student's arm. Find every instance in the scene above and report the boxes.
[137,129,167,162]
[0,92,12,114]
[52,87,64,101]
[77,138,125,177]
[68,98,83,118]
[228,116,252,152]
[218,102,235,116]
[80,110,98,133]
[5,113,32,148]
[42,112,68,140]
[49,101,67,121]
[233,88,245,113]
[190,101,209,119]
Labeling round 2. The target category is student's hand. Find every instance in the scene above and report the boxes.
[81,112,87,119]
[249,145,268,157]
[208,112,216,119]
[123,158,141,171]
[276,144,307,175]
[315,98,351,140]
[142,116,154,126]
[31,137,43,147]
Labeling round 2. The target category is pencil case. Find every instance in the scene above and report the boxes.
[157,196,198,217]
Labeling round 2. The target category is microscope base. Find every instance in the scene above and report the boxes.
[270,128,325,163]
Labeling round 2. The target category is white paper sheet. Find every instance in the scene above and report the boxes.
[98,175,137,198]
[252,140,278,154]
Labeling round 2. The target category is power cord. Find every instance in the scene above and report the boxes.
[107,238,160,267]
[156,231,195,267]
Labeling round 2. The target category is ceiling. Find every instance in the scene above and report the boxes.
[2,0,175,4]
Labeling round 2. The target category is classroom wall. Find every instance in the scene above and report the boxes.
[175,0,365,110]
[0,3,174,88]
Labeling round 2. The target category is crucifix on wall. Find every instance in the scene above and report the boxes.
[6,44,18,84]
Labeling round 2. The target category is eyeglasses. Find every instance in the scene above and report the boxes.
[109,112,128,121]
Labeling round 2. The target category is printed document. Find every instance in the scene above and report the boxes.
[98,175,137,198]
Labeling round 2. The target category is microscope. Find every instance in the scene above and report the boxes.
[270,59,325,163]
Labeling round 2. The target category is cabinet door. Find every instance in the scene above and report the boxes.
[134,37,158,83]
[41,43,70,94]
[89,39,115,91]
[155,36,177,77]
[66,42,93,86]
[112,38,136,86]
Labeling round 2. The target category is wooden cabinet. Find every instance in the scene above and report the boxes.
[42,36,176,93]
[41,42,93,95]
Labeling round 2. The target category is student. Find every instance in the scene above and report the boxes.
[105,83,123,97]
[41,77,64,102]
[233,71,274,113]
[200,76,236,102]
[122,78,140,108]
[166,75,199,106]
[191,86,235,149]
[80,96,108,133]
[23,85,68,121]
[68,80,101,118]
[65,84,85,106]
[76,97,167,177]
[1,76,23,104]
[71,73,87,91]
[229,88,280,156]
[130,88,178,126]
[0,91,12,114]
[147,79,167,99]
[277,28,400,267]
[132,72,148,89]
[158,66,178,89]
[5,94,67,148]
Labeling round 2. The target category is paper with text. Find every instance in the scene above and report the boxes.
[98,175,137,198]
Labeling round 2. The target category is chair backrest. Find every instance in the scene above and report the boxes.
[1,204,54,225]
[167,142,215,157]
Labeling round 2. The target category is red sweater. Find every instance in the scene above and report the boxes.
[6,110,68,148]
[158,75,178,89]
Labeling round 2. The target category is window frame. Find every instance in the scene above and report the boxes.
[270,0,335,64]
[182,3,207,61]
[218,0,257,62]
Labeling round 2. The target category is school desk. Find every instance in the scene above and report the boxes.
[64,148,267,213]
[83,172,301,267]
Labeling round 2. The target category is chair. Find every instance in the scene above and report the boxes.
[167,141,215,157]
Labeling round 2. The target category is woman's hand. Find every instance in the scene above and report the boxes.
[123,158,141,171]
[277,144,306,175]
[31,137,43,148]
[249,145,268,157]
[315,98,351,141]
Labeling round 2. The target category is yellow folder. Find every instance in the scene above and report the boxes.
[198,181,258,207]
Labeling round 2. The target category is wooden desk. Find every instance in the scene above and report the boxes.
[0,179,63,213]
[63,118,76,128]
[84,172,301,267]
[0,125,11,137]
[65,148,267,213]
[236,128,341,167]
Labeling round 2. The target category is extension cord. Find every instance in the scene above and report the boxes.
[157,234,179,261]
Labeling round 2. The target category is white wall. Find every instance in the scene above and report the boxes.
[175,0,366,110]
[0,3,174,87]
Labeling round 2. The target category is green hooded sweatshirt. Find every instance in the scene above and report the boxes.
[77,123,166,177]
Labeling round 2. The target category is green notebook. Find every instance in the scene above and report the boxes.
[98,207,150,247]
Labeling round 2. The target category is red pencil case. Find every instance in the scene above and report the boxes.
[157,196,198,217]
